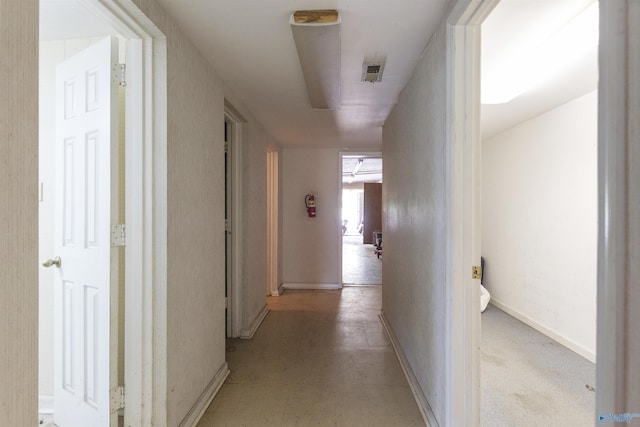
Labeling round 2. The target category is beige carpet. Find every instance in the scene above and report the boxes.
[481,304,596,426]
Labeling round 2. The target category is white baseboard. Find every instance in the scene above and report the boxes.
[282,282,342,290]
[178,362,230,427]
[38,395,54,415]
[271,283,285,296]
[489,299,596,363]
[240,304,269,339]
[379,311,439,427]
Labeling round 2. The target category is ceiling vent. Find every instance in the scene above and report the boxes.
[362,61,385,83]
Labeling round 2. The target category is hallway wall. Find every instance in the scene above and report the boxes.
[382,22,448,424]
[482,90,598,360]
[239,111,273,331]
[282,148,341,287]
[0,0,38,424]
[164,17,226,426]
[129,0,277,424]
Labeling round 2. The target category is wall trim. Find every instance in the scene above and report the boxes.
[489,299,596,363]
[283,282,342,290]
[240,304,269,339]
[38,395,54,415]
[178,363,230,427]
[379,311,439,427]
[271,283,285,296]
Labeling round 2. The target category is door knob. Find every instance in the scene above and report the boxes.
[42,256,61,268]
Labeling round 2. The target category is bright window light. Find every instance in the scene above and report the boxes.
[482,2,599,105]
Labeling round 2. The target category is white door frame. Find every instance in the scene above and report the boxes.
[596,0,640,416]
[445,0,501,425]
[267,148,280,296]
[74,1,168,425]
[224,101,245,338]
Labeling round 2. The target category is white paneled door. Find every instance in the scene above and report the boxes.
[52,37,119,427]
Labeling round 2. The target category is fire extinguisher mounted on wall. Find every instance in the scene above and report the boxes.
[305,193,317,217]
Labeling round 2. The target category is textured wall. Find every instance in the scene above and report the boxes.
[0,0,39,424]
[282,148,341,286]
[165,22,226,427]
[130,1,226,425]
[129,1,278,423]
[382,22,448,424]
[240,120,269,328]
[482,91,598,359]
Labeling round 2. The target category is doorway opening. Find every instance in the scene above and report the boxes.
[267,148,280,296]
[224,118,232,337]
[38,1,165,425]
[223,102,246,338]
[479,0,599,424]
[340,154,383,286]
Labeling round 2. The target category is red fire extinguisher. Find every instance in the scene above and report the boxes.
[305,194,316,217]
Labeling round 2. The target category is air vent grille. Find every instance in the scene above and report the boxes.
[367,65,380,74]
[361,61,385,83]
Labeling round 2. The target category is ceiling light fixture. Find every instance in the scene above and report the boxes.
[482,2,599,105]
[290,10,341,109]
[347,158,364,184]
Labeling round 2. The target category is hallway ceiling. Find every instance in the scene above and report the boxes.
[153,0,450,149]
[481,0,598,139]
[40,0,598,148]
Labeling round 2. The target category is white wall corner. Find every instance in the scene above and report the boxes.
[177,363,230,427]
[379,311,439,427]
[489,299,596,363]
[240,304,269,339]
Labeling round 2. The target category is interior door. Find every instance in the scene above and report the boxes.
[52,36,119,427]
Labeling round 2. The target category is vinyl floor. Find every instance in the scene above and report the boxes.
[342,235,382,285]
[197,287,424,427]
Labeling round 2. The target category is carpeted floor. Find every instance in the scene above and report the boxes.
[481,304,596,426]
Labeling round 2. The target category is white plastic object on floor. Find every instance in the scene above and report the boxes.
[480,285,491,313]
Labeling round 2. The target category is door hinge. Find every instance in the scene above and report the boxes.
[113,63,126,87]
[224,141,229,154]
[225,297,228,309]
[472,265,482,280]
[111,224,126,247]
[110,386,125,412]
[225,219,230,232]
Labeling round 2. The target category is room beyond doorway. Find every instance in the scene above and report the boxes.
[342,235,381,285]
[341,154,382,285]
